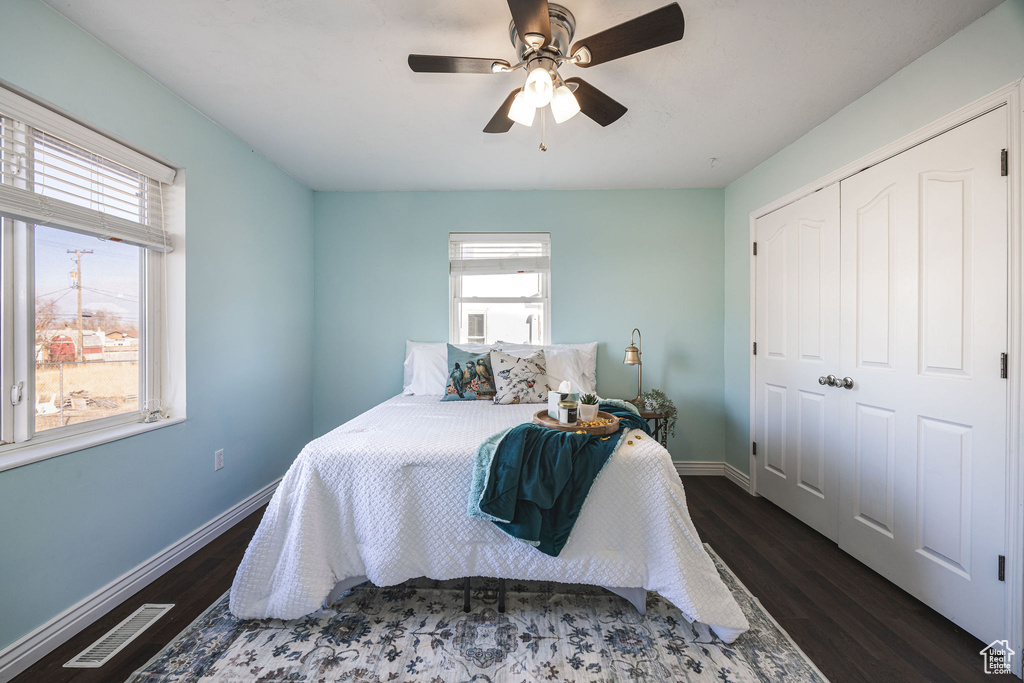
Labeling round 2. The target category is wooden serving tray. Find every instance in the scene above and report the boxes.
[532,410,620,435]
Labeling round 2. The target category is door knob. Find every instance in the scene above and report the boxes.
[818,376,827,385]
[839,377,854,390]
[825,375,838,387]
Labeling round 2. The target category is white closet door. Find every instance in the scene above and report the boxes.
[755,184,841,539]
[837,106,1008,644]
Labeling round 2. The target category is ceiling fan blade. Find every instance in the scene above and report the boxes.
[507,0,551,48]
[484,90,522,134]
[570,3,684,68]
[408,54,511,74]
[564,78,627,127]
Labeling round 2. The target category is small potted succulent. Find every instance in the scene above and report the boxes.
[578,393,599,422]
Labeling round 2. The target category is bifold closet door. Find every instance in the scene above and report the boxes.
[754,183,841,540]
[837,106,1008,644]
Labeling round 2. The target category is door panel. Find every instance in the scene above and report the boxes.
[837,106,1008,644]
[920,171,973,377]
[853,403,896,537]
[764,225,788,358]
[855,188,895,369]
[798,220,824,361]
[764,383,787,476]
[755,183,841,539]
[916,416,972,576]
[797,389,825,496]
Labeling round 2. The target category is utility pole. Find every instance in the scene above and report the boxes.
[68,249,93,362]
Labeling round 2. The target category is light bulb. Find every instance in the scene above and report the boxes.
[507,91,536,127]
[523,67,554,108]
[550,85,581,124]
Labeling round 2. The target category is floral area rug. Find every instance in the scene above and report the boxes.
[126,547,827,682]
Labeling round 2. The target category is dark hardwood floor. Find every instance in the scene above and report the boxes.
[687,476,989,682]
[13,476,990,682]
[12,506,265,683]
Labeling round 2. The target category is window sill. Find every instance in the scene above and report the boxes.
[0,415,186,474]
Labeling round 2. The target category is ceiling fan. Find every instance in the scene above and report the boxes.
[408,1,685,134]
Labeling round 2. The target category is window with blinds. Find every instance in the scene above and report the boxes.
[0,89,174,251]
[0,84,179,463]
[449,233,550,345]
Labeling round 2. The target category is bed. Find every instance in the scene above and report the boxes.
[228,394,749,642]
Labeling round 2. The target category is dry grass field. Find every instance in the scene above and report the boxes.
[35,360,138,431]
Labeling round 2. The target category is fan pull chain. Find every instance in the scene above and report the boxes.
[539,106,548,152]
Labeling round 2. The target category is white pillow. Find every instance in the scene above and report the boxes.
[545,347,593,395]
[403,341,434,391]
[403,341,491,395]
[494,342,597,395]
[404,344,446,395]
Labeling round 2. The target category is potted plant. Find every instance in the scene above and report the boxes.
[639,389,677,439]
[579,393,599,422]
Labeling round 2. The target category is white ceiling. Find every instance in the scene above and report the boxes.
[44,0,1001,191]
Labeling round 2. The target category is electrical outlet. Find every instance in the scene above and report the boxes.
[214,449,224,471]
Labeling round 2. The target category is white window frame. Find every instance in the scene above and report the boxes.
[0,85,185,474]
[448,232,551,345]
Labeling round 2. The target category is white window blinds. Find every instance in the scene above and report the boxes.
[0,86,175,252]
[449,232,550,276]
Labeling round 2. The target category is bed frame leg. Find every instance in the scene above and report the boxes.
[497,578,506,613]
[463,577,471,612]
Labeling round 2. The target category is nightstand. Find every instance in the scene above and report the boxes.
[637,410,669,448]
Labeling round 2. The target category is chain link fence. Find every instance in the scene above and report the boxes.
[35,359,139,431]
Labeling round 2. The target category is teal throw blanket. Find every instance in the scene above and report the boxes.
[467,400,651,557]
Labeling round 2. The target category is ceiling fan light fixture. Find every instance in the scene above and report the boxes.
[408,3,688,136]
[508,91,536,127]
[550,84,581,123]
[523,65,554,107]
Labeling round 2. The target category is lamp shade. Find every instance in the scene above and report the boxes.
[624,328,643,403]
[507,92,536,127]
[550,85,581,124]
[623,344,641,365]
[524,66,554,107]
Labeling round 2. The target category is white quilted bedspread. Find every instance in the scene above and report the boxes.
[229,395,749,641]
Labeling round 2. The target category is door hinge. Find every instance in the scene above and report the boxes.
[1002,149,1009,177]
[753,342,757,356]
[752,242,757,256]
[752,441,757,456]
[999,555,1006,581]
[1001,352,1008,379]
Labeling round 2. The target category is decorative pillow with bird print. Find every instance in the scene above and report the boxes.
[441,344,497,401]
[490,349,553,405]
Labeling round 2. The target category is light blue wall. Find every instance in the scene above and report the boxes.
[7,0,1020,657]
[722,0,1024,474]
[313,190,726,462]
[0,0,315,650]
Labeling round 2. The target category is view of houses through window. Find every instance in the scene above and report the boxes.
[457,273,546,345]
[466,313,486,344]
[449,233,551,346]
[33,225,141,432]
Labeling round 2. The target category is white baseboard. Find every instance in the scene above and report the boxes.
[0,477,281,683]
[675,461,752,492]
[723,463,751,491]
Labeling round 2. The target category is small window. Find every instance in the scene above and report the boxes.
[449,233,550,345]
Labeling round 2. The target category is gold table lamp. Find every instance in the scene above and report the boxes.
[623,328,642,405]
